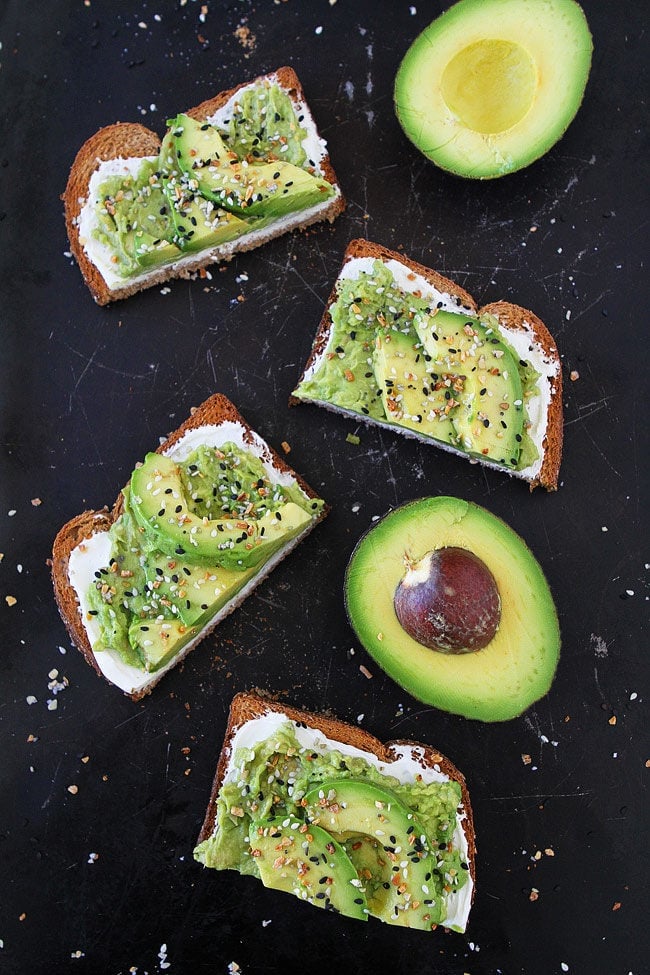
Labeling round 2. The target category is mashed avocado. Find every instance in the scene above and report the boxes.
[294,260,539,470]
[86,443,324,671]
[194,721,468,926]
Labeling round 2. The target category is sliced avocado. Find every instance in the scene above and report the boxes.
[304,779,441,929]
[128,618,197,673]
[413,309,524,465]
[162,182,250,253]
[194,157,333,219]
[249,817,368,921]
[159,124,250,252]
[139,551,257,626]
[130,452,311,568]
[345,497,560,721]
[171,113,231,170]
[373,327,457,444]
[394,0,592,178]
[168,111,333,219]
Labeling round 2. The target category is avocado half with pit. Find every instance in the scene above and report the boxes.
[394,0,593,179]
[344,497,560,721]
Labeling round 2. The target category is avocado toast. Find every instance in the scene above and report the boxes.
[195,691,475,932]
[51,395,328,699]
[292,239,563,490]
[64,67,345,304]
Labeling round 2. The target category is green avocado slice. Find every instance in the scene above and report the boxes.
[249,817,368,921]
[373,327,457,445]
[345,496,560,721]
[130,452,311,569]
[413,309,524,465]
[304,779,443,929]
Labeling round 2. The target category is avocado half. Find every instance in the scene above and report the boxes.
[394,0,593,179]
[344,497,560,721]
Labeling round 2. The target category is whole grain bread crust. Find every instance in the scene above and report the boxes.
[197,690,476,896]
[51,394,328,700]
[291,239,563,491]
[63,67,345,305]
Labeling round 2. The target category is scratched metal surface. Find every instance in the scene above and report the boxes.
[0,1,648,973]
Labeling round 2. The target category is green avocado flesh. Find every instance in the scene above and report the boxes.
[85,443,324,673]
[194,721,469,929]
[91,82,335,277]
[293,259,540,472]
[345,497,560,721]
[394,0,592,178]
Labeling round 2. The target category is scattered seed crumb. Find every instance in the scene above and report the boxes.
[601,526,608,532]
[158,944,170,970]
[357,713,365,723]
[570,370,579,381]
[48,669,58,680]
[81,755,90,764]
[71,949,86,960]
[346,433,360,445]
[16,564,23,573]
[280,441,291,454]
[262,919,272,927]
[19,913,26,921]
[533,850,542,861]
[26,695,37,705]
[612,901,621,911]
[31,498,42,507]
[645,759,649,768]
[67,784,78,795]
[377,632,383,641]
[529,888,539,902]
[160,287,171,295]
[87,852,99,864]
[608,715,617,725]
[5,595,17,607]
[561,965,569,973]
[315,25,323,34]
[0,553,3,561]
[228,963,242,975]
[359,665,373,679]
[545,848,555,857]
[27,734,38,742]
[47,699,58,711]
[184,768,191,776]
[630,692,638,700]
[8,510,16,517]
[58,645,67,654]
[521,753,532,765]
[612,752,618,758]
[102,774,108,781]
[234,24,256,54]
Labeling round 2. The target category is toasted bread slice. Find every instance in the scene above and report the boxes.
[51,395,328,700]
[195,690,476,932]
[291,239,563,490]
[64,67,345,304]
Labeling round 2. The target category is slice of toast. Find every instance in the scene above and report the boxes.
[195,690,476,932]
[64,66,345,304]
[291,239,563,491]
[51,395,328,700]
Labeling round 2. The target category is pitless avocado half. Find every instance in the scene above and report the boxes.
[345,497,560,721]
[394,0,593,178]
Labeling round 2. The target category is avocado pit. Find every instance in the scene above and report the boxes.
[393,546,501,654]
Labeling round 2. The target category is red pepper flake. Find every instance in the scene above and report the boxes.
[281,441,291,454]
[612,901,621,911]
[344,369,355,382]
[31,497,42,506]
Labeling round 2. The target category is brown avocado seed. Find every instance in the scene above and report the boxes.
[393,546,501,654]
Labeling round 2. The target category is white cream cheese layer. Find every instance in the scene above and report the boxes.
[218,711,474,932]
[299,256,558,481]
[67,422,316,695]
[76,73,338,292]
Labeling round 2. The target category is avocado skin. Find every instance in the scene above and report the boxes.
[345,497,560,722]
[394,0,593,179]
